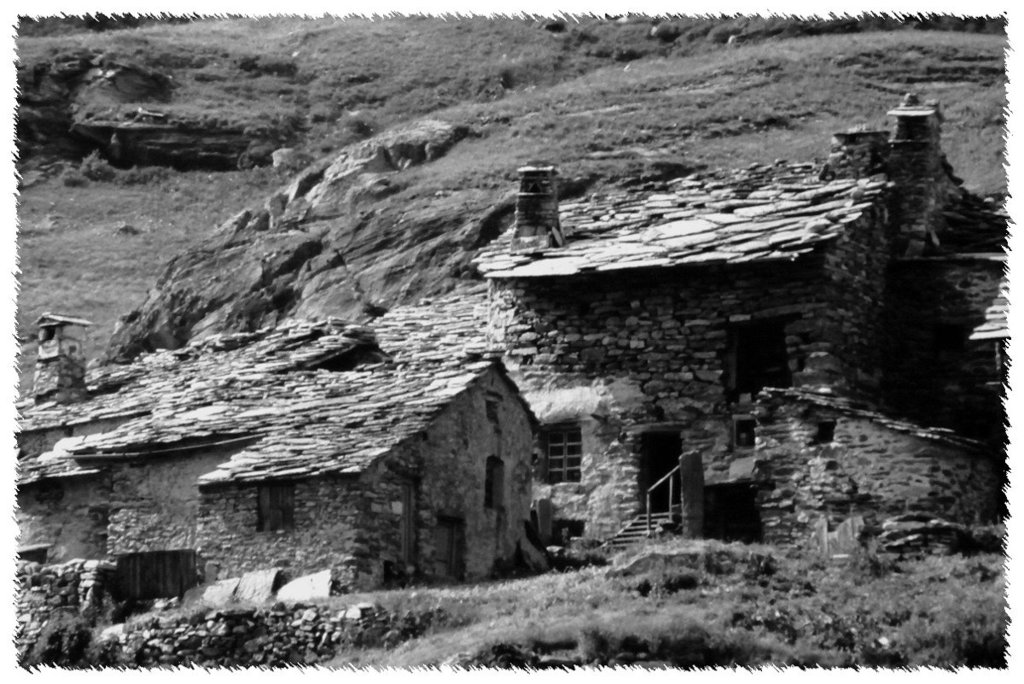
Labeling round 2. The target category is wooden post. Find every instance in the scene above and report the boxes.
[678,450,705,538]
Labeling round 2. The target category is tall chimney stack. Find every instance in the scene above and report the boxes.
[886,93,960,256]
[511,164,564,253]
[33,313,92,404]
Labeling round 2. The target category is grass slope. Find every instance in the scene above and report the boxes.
[14,19,1007,389]
[281,541,1006,668]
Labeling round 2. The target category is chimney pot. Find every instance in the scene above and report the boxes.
[512,164,564,253]
[33,313,92,404]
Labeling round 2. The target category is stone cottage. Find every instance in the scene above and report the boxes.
[17,299,541,592]
[475,94,1007,545]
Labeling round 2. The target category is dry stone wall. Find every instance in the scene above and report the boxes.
[197,477,365,589]
[120,602,449,668]
[15,559,117,660]
[17,474,111,562]
[107,450,236,556]
[749,394,1001,546]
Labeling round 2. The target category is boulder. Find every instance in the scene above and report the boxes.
[271,147,312,171]
[276,570,332,602]
[201,577,241,607]
[235,568,282,604]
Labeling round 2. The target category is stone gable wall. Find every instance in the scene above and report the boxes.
[750,395,1001,547]
[197,477,365,589]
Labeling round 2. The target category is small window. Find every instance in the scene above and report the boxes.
[484,456,504,509]
[732,416,757,449]
[257,483,295,532]
[545,427,582,483]
[814,420,837,444]
[38,327,55,343]
[552,519,585,545]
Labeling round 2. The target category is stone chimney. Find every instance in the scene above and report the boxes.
[823,127,890,180]
[33,313,92,404]
[886,93,960,256]
[511,164,564,253]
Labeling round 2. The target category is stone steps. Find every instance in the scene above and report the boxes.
[603,512,680,549]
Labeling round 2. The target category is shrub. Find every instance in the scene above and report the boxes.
[21,612,93,669]
[79,150,118,182]
[60,168,88,187]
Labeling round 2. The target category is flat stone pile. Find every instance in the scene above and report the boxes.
[122,601,450,667]
[876,515,970,555]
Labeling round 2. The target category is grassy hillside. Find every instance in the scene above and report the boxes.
[14,18,1007,389]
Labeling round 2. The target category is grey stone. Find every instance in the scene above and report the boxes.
[276,569,332,603]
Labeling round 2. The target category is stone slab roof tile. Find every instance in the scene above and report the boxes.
[758,387,988,453]
[475,163,889,278]
[19,293,503,485]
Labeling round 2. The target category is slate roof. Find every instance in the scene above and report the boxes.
[475,162,890,279]
[970,278,1009,341]
[757,387,988,453]
[17,294,511,486]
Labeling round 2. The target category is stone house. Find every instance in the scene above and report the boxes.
[475,94,1007,545]
[17,299,541,592]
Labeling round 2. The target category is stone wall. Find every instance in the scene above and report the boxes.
[488,245,892,538]
[749,393,1002,547]
[198,367,537,589]
[120,601,448,668]
[17,473,111,562]
[107,449,239,556]
[411,368,537,581]
[16,559,117,660]
[883,258,1004,439]
[197,476,365,589]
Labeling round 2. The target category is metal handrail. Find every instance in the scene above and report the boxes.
[645,464,681,535]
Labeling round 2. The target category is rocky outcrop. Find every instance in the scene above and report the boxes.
[17,49,283,170]
[105,119,495,361]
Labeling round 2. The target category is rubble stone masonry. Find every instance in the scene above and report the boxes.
[197,368,536,589]
[751,393,1001,546]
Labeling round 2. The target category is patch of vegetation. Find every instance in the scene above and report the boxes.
[324,541,1006,669]
[14,20,1006,391]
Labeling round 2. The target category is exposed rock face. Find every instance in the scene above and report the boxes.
[17,49,279,169]
[105,119,493,361]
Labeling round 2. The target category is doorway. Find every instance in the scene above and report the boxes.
[703,483,763,543]
[641,432,682,513]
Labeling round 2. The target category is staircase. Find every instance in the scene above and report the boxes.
[603,510,680,550]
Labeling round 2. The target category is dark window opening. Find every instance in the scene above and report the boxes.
[814,420,837,444]
[38,327,55,343]
[732,416,757,449]
[485,398,500,424]
[725,319,792,402]
[400,483,416,565]
[552,519,585,545]
[257,483,295,532]
[18,545,49,564]
[484,456,504,509]
[544,426,582,483]
[704,483,763,543]
[933,323,967,355]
